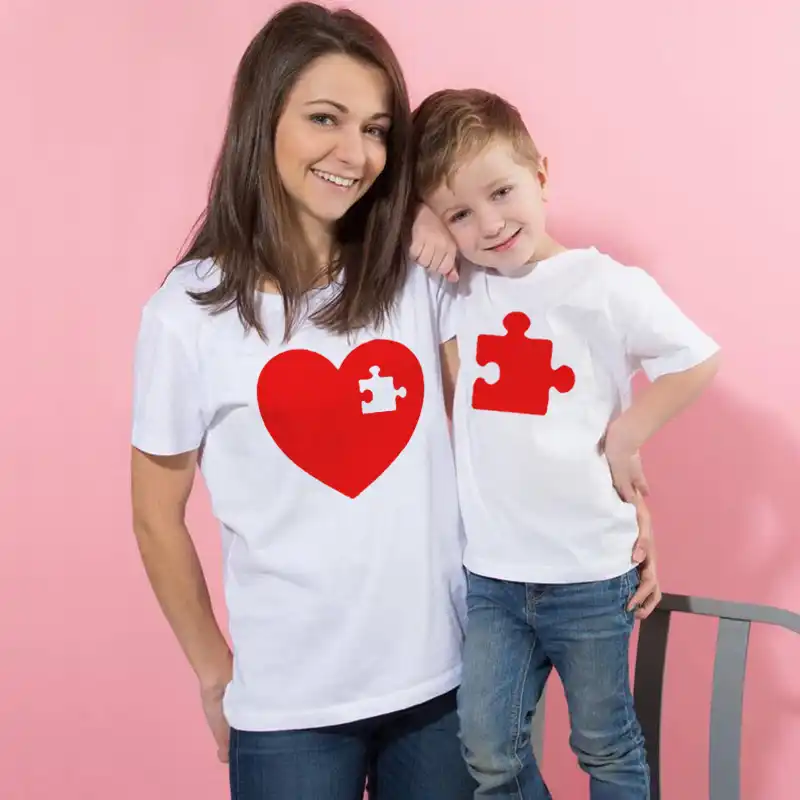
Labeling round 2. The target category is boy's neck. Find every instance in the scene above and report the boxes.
[527,234,566,266]
[481,234,567,279]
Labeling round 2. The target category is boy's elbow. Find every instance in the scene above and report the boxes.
[701,348,722,381]
[684,349,721,402]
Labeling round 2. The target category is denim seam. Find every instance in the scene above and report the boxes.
[510,633,536,800]
[621,570,651,798]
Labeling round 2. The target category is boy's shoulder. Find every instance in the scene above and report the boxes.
[575,248,655,290]
[541,247,652,291]
[456,247,653,301]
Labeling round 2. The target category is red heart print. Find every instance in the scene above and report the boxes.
[257,339,424,498]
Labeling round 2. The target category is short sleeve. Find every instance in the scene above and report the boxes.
[432,272,458,343]
[608,267,720,381]
[131,307,206,455]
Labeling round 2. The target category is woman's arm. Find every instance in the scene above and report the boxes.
[131,447,232,760]
[440,337,460,420]
[131,447,231,688]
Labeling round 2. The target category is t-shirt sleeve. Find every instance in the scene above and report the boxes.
[608,266,720,381]
[430,272,458,343]
[131,306,206,455]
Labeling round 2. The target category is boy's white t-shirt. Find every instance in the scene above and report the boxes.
[451,247,719,584]
[131,259,466,732]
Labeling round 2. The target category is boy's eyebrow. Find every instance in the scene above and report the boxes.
[438,176,513,215]
[481,176,513,191]
[304,99,391,121]
[438,197,466,216]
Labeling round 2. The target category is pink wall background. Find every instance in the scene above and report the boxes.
[2,1,798,797]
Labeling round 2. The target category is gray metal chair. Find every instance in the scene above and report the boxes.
[531,593,800,799]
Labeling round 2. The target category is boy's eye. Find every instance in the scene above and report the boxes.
[310,113,336,126]
[449,209,470,224]
[492,186,512,199]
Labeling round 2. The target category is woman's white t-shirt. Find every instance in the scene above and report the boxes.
[131,259,465,732]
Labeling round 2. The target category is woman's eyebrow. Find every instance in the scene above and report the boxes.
[305,99,391,120]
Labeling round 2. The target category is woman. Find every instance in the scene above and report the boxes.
[130,3,659,798]
[131,3,473,798]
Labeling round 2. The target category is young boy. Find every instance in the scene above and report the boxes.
[411,89,721,799]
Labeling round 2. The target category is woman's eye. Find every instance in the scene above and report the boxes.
[310,114,335,126]
[365,126,388,140]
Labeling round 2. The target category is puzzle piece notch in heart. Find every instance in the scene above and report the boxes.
[359,365,407,415]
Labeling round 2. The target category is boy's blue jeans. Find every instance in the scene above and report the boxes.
[458,568,650,799]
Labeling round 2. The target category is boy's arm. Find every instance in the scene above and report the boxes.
[606,352,720,455]
[604,354,720,501]
[604,266,721,501]
[411,203,459,282]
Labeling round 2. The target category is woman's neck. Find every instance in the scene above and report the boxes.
[301,213,337,288]
[259,213,337,294]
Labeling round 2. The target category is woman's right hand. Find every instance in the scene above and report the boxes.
[200,678,231,763]
[131,447,235,764]
[410,203,459,282]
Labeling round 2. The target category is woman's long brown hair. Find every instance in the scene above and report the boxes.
[177,2,414,340]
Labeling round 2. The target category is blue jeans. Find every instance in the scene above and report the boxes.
[229,689,476,799]
[458,569,649,799]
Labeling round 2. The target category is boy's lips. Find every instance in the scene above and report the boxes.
[486,228,522,252]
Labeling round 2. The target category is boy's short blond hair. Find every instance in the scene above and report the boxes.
[412,88,542,199]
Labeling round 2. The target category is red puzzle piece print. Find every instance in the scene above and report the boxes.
[472,311,575,415]
[257,340,424,498]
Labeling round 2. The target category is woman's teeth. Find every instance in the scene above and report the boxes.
[312,169,358,188]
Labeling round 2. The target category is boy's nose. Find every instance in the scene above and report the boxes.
[480,216,506,239]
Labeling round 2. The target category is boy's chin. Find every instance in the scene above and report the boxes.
[486,259,536,278]
[467,246,538,278]
[461,251,535,278]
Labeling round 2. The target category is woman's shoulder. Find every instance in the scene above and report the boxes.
[401,260,455,303]
[389,261,458,343]
[142,258,221,325]
[155,257,221,301]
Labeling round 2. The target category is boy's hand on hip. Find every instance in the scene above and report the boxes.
[410,203,459,282]
[629,545,662,619]
[628,494,662,619]
[601,423,650,503]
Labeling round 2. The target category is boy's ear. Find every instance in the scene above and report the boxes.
[538,155,550,201]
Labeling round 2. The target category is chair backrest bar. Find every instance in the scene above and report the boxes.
[634,593,800,800]
[530,593,800,800]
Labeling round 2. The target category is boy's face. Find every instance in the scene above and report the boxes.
[425,139,557,275]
